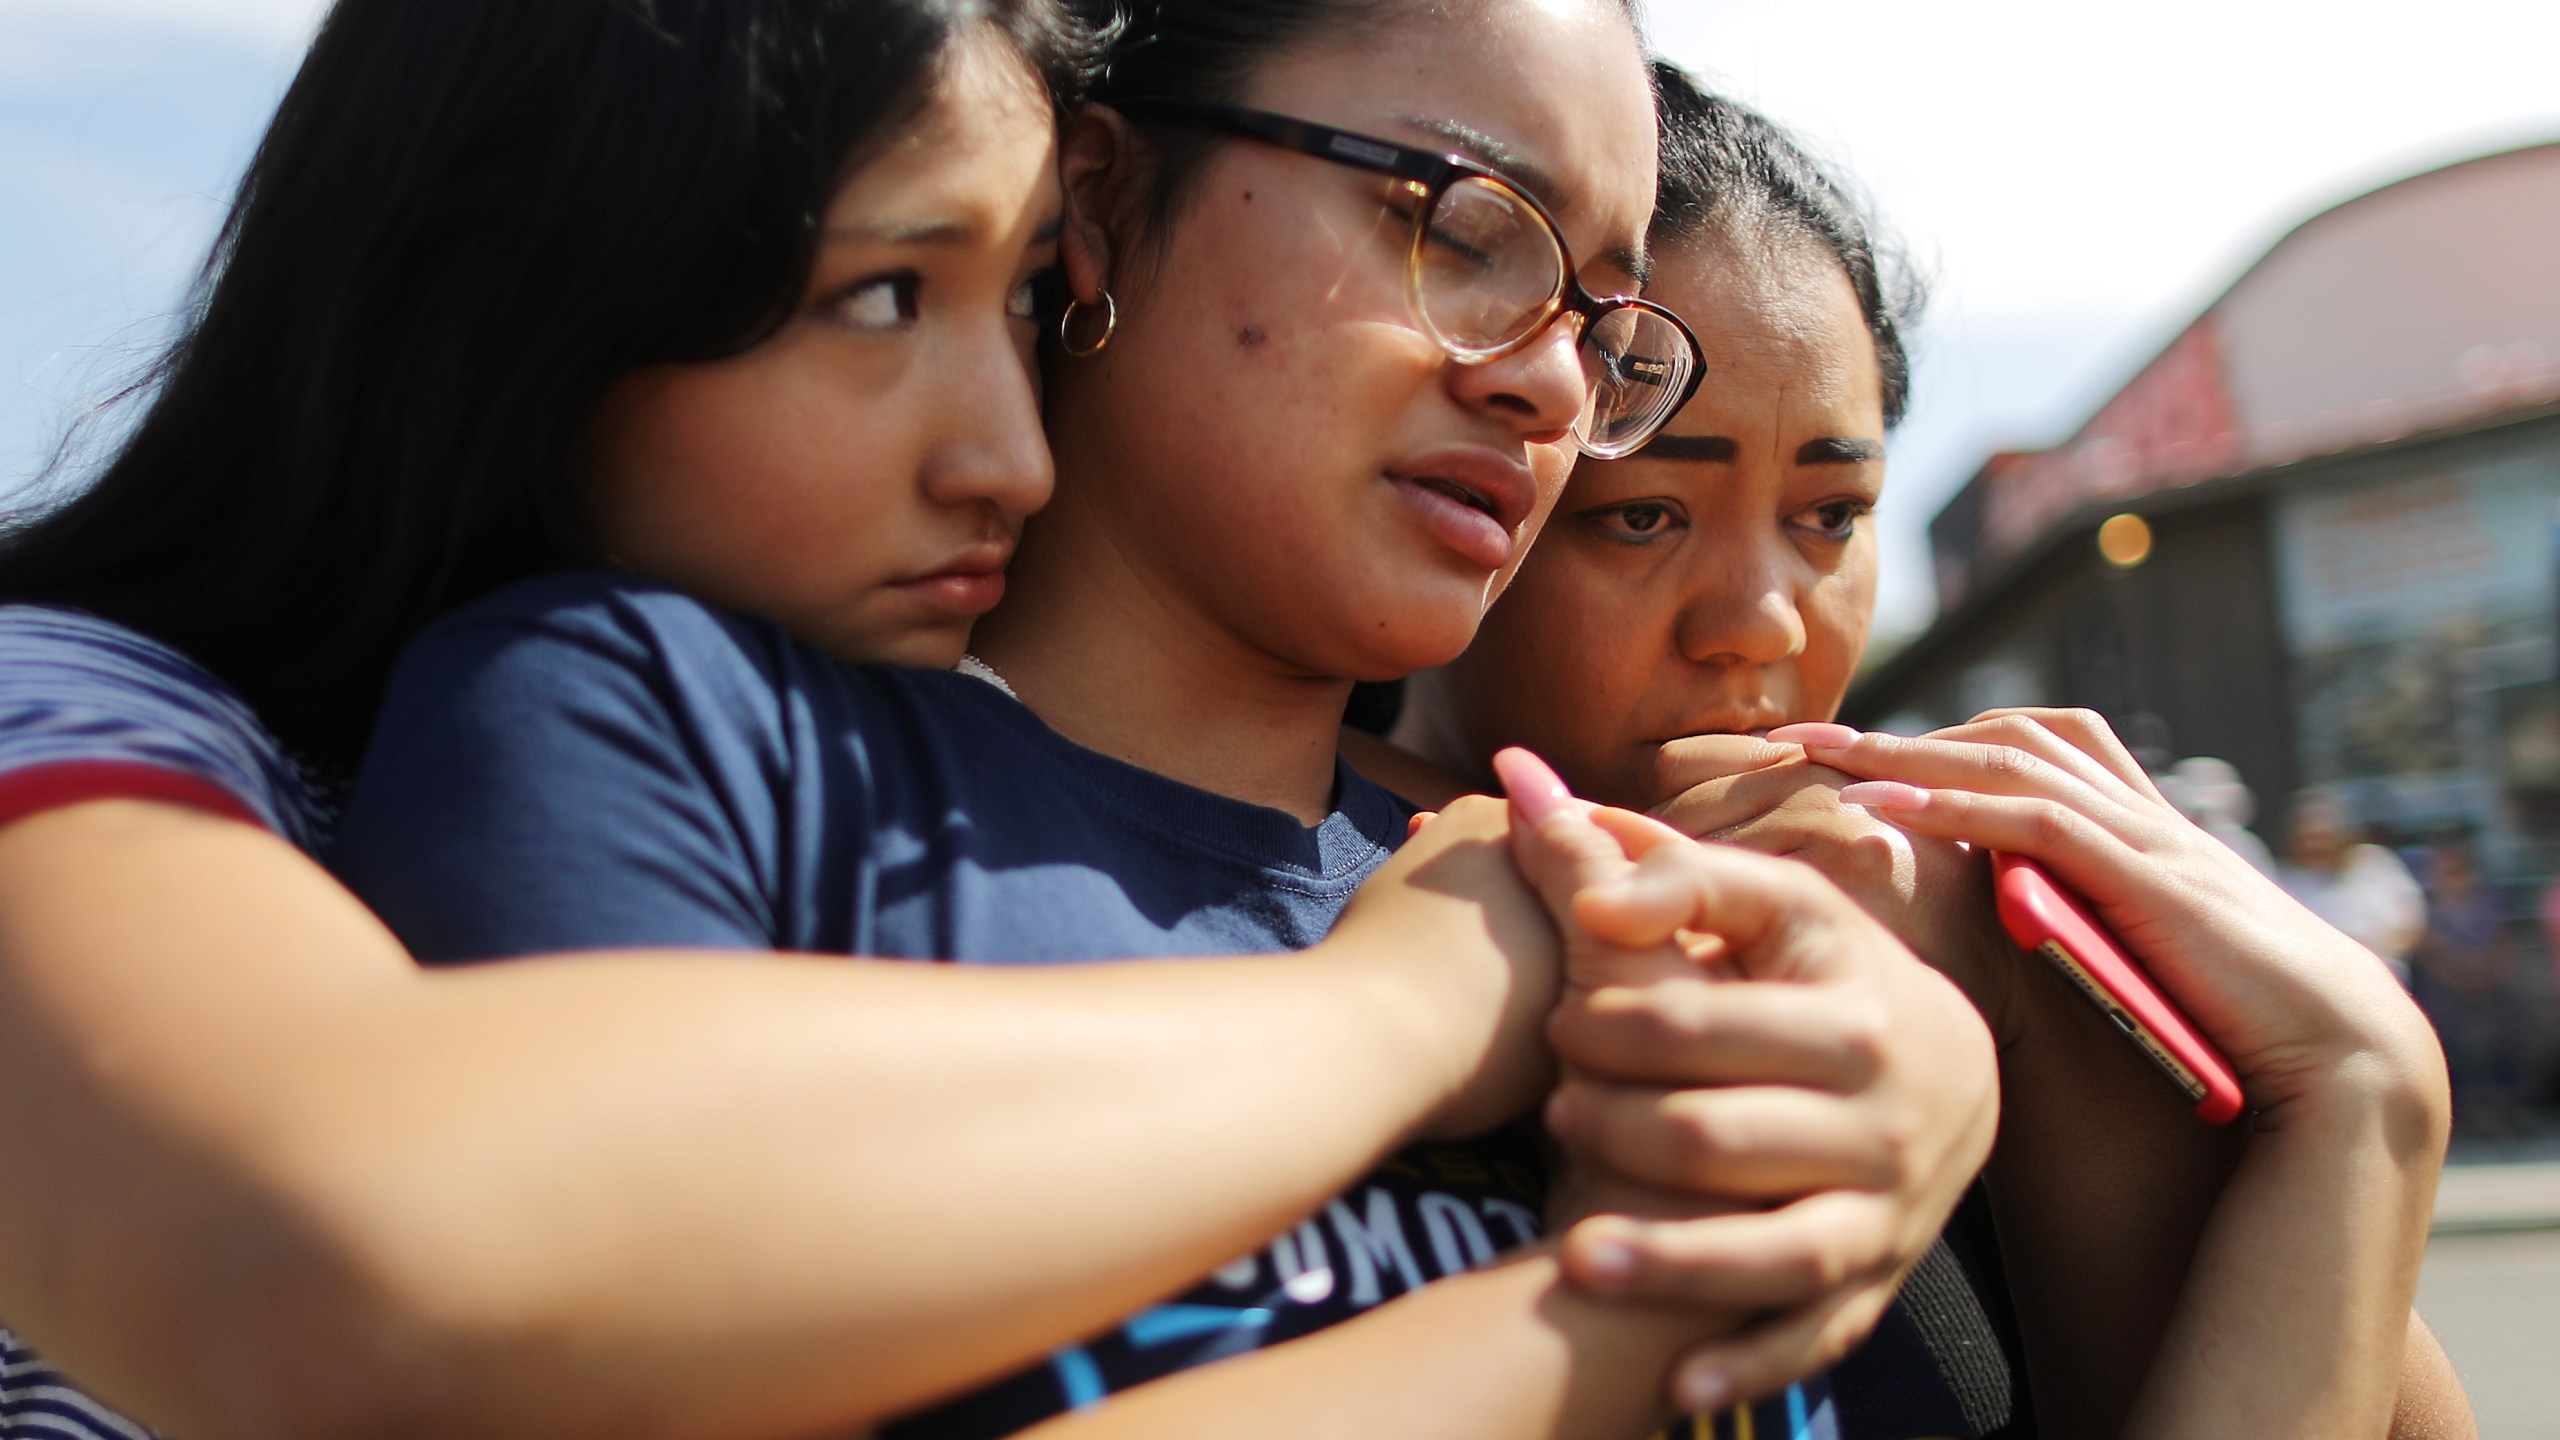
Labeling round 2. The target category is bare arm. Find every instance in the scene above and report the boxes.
[0,795,1554,1440]
[1015,1248,1711,1440]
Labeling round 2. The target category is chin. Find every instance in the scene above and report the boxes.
[1348,613,1486,682]
[811,618,970,671]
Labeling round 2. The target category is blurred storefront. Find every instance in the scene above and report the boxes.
[1853,141,2560,1122]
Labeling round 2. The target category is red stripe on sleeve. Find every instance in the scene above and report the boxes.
[0,761,272,834]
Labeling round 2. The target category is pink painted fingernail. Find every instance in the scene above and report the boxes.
[1493,747,1576,826]
[1576,1237,1637,1287]
[1838,780,1929,811]
[1677,1364,1732,1411]
[1543,1087,1576,1134]
[1768,722,1860,750]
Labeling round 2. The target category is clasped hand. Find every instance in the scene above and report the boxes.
[1480,749,1999,1411]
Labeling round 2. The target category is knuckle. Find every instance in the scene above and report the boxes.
[2052,707,2105,738]
[2022,799,2079,851]
[1979,740,2038,780]
[1664,1100,1732,1176]
[1869,1108,1921,1189]
[1831,999,1893,1082]
[1644,980,1720,1043]
[1837,827,1899,885]
[1796,1237,1853,1293]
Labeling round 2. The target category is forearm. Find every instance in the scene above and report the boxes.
[1015,1248,1721,1440]
[0,803,1453,1440]
[2121,1079,2447,1440]
[1980,963,2245,1438]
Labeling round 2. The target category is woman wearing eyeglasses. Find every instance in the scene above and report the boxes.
[330,0,2000,1436]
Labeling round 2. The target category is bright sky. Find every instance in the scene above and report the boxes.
[5,0,2559,636]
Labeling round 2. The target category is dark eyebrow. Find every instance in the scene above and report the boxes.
[827,219,976,245]
[1397,115,1650,286]
[1637,434,1737,463]
[826,215,1065,249]
[1797,438,1885,464]
[1400,116,1553,202]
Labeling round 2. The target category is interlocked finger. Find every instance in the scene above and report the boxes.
[1548,1080,1904,1197]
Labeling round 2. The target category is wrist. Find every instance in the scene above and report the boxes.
[1306,933,1496,1143]
[2248,1043,2449,1179]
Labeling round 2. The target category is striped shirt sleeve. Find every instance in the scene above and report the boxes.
[0,607,323,847]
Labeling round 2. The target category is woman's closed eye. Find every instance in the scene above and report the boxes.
[1581,498,1687,545]
[826,272,922,332]
[1791,497,1872,543]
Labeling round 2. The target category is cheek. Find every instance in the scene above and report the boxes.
[1460,551,1657,765]
[1798,569,1877,719]
[587,355,918,600]
[1120,198,1429,460]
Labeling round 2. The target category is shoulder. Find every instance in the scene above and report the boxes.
[415,569,795,677]
[0,604,259,719]
[0,604,326,846]
[389,570,865,742]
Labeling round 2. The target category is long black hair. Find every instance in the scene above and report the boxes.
[1650,61,1921,427]
[0,0,1090,765]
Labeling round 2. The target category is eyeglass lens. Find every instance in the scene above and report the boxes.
[1410,176,1694,458]
[1577,307,1695,459]
[1411,177,1564,356]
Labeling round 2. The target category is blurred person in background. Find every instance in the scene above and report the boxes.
[2414,838,2527,1135]
[2279,789,2425,985]
[2156,755,2277,877]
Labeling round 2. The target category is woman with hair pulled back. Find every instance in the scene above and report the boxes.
[0,0,1971,1435]
[1392,64,2468,1439]
[323,0,2009,1436]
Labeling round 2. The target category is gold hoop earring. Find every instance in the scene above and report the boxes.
[1059,289,1118,358]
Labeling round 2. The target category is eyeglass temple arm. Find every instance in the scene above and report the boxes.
[1114,98,1457,187]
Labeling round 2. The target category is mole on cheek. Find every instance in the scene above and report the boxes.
[1237,323,1268,350]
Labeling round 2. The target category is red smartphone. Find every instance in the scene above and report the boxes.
[1991,853,2244,1124]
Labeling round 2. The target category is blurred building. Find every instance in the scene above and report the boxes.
[1857,140,2560,869]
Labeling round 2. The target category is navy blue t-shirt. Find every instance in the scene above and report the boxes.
[333,571,1990,1439]
[335,572,1414,966]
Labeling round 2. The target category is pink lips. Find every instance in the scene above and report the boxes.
[1386,447,1539,572]
[890,545,1013,617]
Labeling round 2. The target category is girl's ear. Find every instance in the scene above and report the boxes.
[1059,104,1138,304]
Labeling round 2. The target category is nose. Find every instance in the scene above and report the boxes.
[1672,535,1807,668]
[920,324,1055,522]
[1444,310,1591,444]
